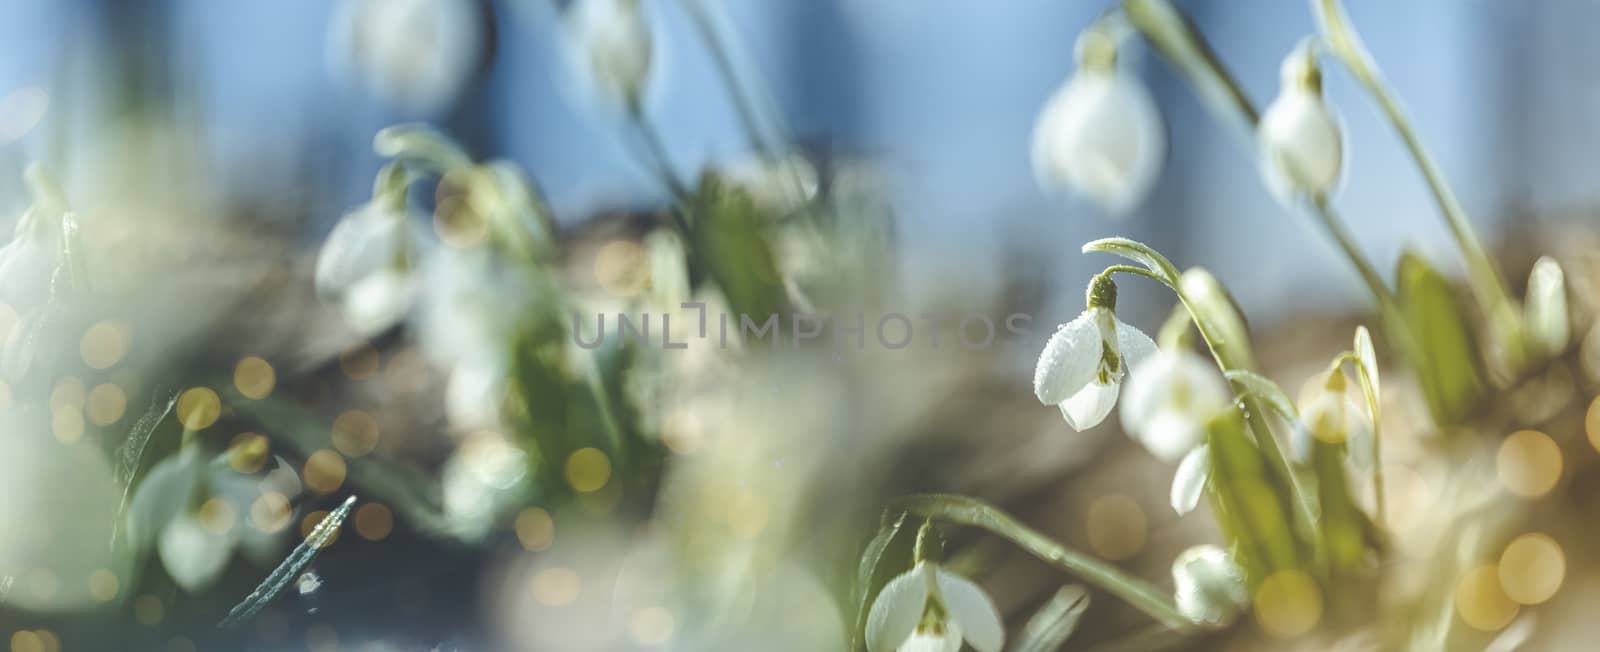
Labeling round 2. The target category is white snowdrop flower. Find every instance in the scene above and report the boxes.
[126,449,303,593]
[1034,279,1157,431]
[567,0,654,110]
[1031,30,1165,215]
[1259,43,1344,200]
[326,0,485,115]
[1120,350,1230,462]
[442,430,529,540]
[1524,256,1569,358]
[1170,444,1211,516]
[445,357,508,431]
[315,203,429,336]
[1172,545,1249,626]
[0,206,61,310]
[1293,373,1371,465]
[720,153,820,216]
[865,562,1004,652]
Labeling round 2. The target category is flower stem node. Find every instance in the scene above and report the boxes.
[865,562,1004,652]
[1259,41,1345,201]
[1034,300,1156,431]
[1172,545,1249,627]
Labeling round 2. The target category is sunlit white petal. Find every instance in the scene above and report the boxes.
[1525,256,1569,356]
[934,568,1005,652]
[1059,381,1119,431]
[897,625,962,652]
[1171,445,1211,515]
[1113,317,1158,373]
[866,564,932,652]
[1033,312,1101,405]
[125,449,201,554]
[159,511,238,593]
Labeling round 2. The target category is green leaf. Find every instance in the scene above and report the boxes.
[1082,237,1181,288]
[1122,0,1260,131]
[690,173,792,330]
[1396,251,1484,425]
[1179,268,1255,371]
[1223,369,1298,422]
[1010,585,1090,652]
[1205,409,1300,584]
[850,512,914,652]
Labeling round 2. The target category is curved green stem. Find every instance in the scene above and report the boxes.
[891,494,1199,632]
[1311,0,1522,361]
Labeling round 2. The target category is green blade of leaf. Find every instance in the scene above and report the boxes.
[850,512,913,652]
[1396,251,1484,425]
[218,495,357,629]
[1082,237,1182,288]
[1223,369,1299,422]
[1010,585,1091,652]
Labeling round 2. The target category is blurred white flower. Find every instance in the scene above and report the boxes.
[1034,305,1156,431]
[0,207,60,310]
[567,0,654,110]
[1170,444,1210,516]
[1031,64,1165,215]
[1294,375,1372,465]
[315,203,429,336]
[1524,256,1569,358]
[126,449,302,593]
[1120,350,1230,462]
[0,406,130,612]
[441,430,528,540]
[326,0,485,115]
[445,357,508,431]
[719,154,820,217]
[1171,544,1248,626]
[865,562,1004,652]
[1260,46,1344,200]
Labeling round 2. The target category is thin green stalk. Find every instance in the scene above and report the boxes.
[892,494,1199,632]
[1311,0,1522,360]
[627,110,696,236]
[679,0,785,159]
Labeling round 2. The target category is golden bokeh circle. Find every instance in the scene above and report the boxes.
[198,497,238,535]
[354,502,394,541]
[1253,569,1323,638]
[233,356,276,400]
[228,432,271,474]
[1456,564,1519,631]
[50,405,84,443]
[303,450,348,494]
[86,383,127,426]
[88,569,119,602]
[134,594,165,625]
[1085,494,1147,561]
[515,507,555,551]
[49,377,85,411]
[339,343,380,381]
[80,320,130,370]
[300,510,342,549]
[1498,533,1565,605]
[565,448,612,493]
[176,387,222,431]
[10,631,43,652]
[251,492,293,534]
[1496,430,1562,498]
[331,410,381,458]
[532,567,582,607]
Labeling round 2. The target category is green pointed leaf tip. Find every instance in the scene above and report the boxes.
[851,513,915,652]
[1396,251,1484,425]
[1082,237,1182,287]
[1011,585,1091,652]
[1223,369,1299,421]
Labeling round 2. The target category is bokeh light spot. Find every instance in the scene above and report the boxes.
[86,383,127,426]
[1085,494,1147,561]
[10,631,43,652]
[565,448,611,493]
[1457,564,1518,631]
[303,450,348,494]
[331,410,380,457]
[629,606,675,646]
[176,387,222,431]
[532,567,582,606]
[1253,569,1322,638]
[514,507,555,551]
[251,492,293,534]
[1498,532,1565,605]
[301,510,342,549]
[134,594,165,625]
[51,405,83,443]
[228,432,271,474]
[80,320,130,370]
[199,497,238,535]
[49,377,85,411]
[339,343,380,381]
[234,356,276,400]
[1496,430,1562,498]
[88,569,119,602]
[354,502,394,541]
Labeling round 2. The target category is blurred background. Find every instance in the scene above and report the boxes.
[1,1,1598,651]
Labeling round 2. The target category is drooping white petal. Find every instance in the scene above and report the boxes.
[1171,445,1211,515]
[314,205,417,300]
[934,568,1005,652]
[342,268,419,336]
[1113,317,1158,374]
[568,0,654,108]
[897,624,963,652]
[446,358,508,431]
[1141,410,1204,463]
[1525,256,1569,357]
[325,0,485,115]
[866,564,932,652]
[1059,380,1119,431]
[125,449,201,554]
[1033,312,1101,405]
[1118,351,1174,433]
[159,511,238,593]
[1031,70,1165,215]
[1172,545,1248,626]
[1259,89,1344,200]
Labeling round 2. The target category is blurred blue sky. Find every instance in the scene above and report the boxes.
[1,0,1596,323]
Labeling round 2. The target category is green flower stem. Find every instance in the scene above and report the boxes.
[626,109,696,237]
[1328,350,1386,527]
[891,494,1199,632]
[1311,0,1523,363]
[1093,241,1319,547]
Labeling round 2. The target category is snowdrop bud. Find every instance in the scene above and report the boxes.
[1170,444,1210,515]
[569,0,654,111]
[1031,31,1165,216]
[327,0,485,115]
[1033,301,1156,431]
[1294,371,1369,463]
[1524,256,1569,357]
[1260,43,1344,200]
[1172,545,1249,626]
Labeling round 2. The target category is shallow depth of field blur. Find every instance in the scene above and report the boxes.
[3,1,1600,651]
